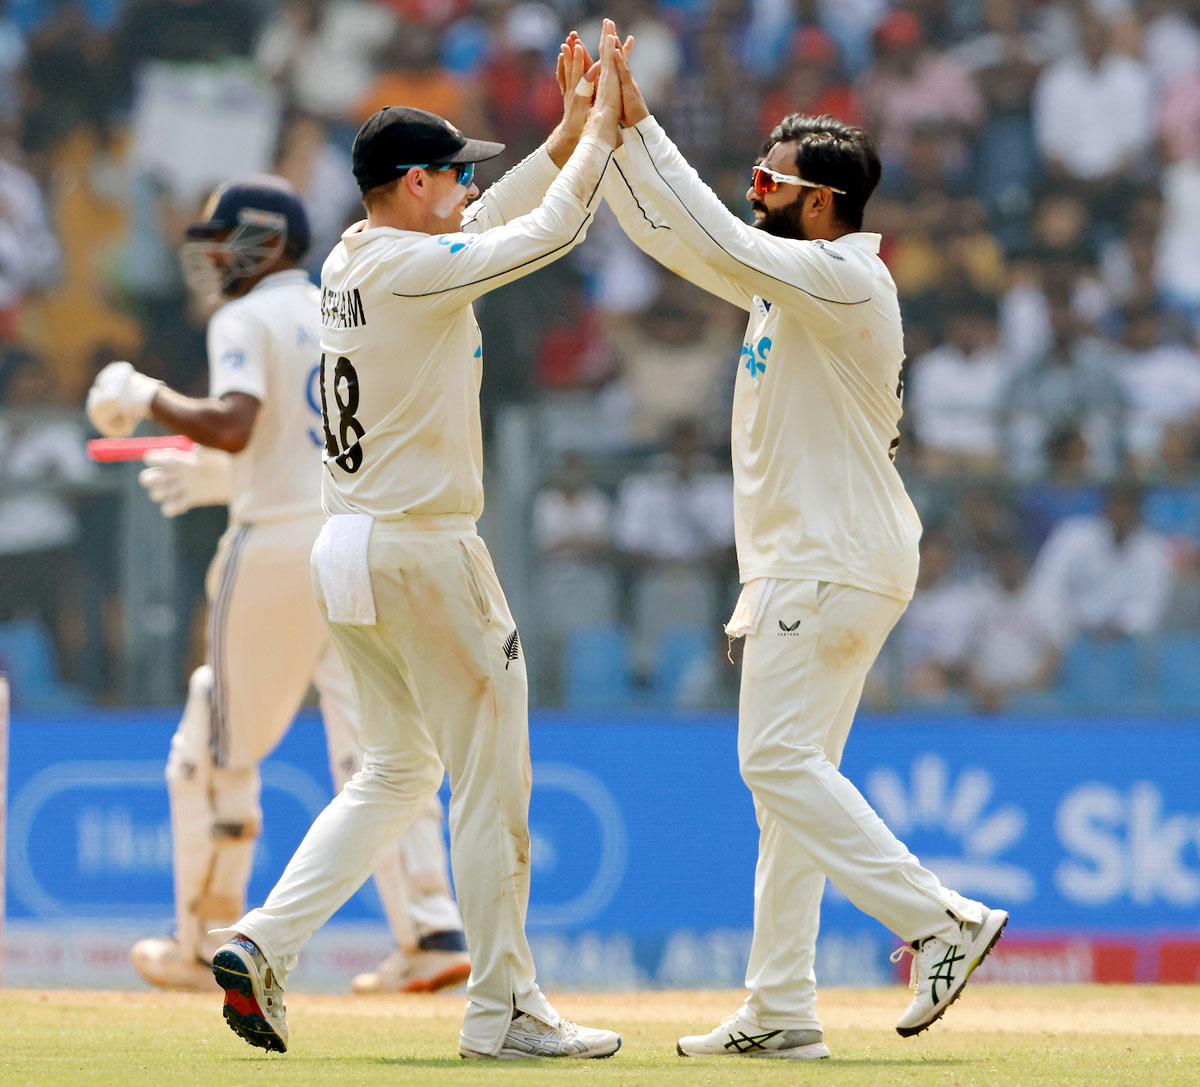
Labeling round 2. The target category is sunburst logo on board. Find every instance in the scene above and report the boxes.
[864,753,1035,903]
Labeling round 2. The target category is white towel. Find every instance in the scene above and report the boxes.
[313,513,377,625]
[724,577,776,638]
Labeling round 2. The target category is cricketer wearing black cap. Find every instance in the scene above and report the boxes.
[351,106,505,195]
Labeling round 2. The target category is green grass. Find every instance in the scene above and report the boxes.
[1,987,1198,1086]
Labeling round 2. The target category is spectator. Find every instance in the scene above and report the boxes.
[1156,159,1200,324]
[906,290,1016,475]
[1027,480,1174,640]
[954,5,1044,239]
[272,112,362,278]
[534,275,610,390]
[878,120,970,200]
[1015,427,1104,554]
[0,347,95,679]
[658,0,760,188]
[254,0,398,122]
[352,20,484,132]
[963,535,1064,713]
[601,276,738,449]
[859,9,983,173]
[947,482,1023,583]
[581,0,680,115]
[19,0,110,160]
[614,419,736,675]
[1159,66,1200,165]
[1031,12,1154,221]
[614,419,734,568]
[533,452,612,562]
[1144,425,1200,546]
[482,3,563,172]
[1009,296,1124,478]
[896,528,989,704]
[0,135,59,340]
[532,451,618,702]
[1113,304,1200,473]
[1139,0,1200,91]
[999,188,1108,368]
[1098,188,1167,318]
[757,27,862,138]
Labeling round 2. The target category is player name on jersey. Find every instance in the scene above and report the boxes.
[321,287,367,329]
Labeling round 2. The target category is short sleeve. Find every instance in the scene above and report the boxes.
[208,305,268,402]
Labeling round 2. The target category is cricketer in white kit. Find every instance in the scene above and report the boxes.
[207,36,627,1061]
[85,175,469,997]
[603,42,1008,1058]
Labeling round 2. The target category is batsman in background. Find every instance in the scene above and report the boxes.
[207,35,625,1062]
[595,24,1008,1058]
[85,176,470,996]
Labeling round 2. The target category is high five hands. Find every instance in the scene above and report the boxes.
[556,18,649,134]
[548,21,625,160]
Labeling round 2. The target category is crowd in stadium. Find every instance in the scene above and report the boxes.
[0,0,1199,713]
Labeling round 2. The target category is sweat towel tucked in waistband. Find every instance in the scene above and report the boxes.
[313,513,377,625]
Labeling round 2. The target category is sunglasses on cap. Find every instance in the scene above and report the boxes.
[751,164,846,197]
[396,161,477,187]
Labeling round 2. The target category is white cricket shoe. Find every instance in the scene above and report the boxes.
[130,937,216,991]
[893,905,1009,1037]
[460,1012,621,1059]
[211,934,288,1052]
[677,1010,830,1059]
[352,946,471,994]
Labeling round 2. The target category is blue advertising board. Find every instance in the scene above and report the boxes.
[5,709,1199,987]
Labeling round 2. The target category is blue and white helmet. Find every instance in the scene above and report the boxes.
[180,175,311,301]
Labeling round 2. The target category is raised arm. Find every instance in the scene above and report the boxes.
[604,153,752,312]
[395,34,623,312]
[461,37,598,233]
[612,48,872,331]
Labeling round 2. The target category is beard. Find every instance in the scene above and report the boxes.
[750,198,809,240]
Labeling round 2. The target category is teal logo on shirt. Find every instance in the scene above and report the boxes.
[740,335,772,378]
[437,234,474,254]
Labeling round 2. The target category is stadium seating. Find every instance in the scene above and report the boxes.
[650,627,711,704]
[0,619,85,709]
[562,625,635,708]
[1147,633,1200,713]
[1059,635,1141,714]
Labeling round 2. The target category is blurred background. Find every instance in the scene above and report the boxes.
[1,0,1199,991]
[2,0,1200,716]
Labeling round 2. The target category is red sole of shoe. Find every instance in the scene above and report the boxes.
[402,962,472,993]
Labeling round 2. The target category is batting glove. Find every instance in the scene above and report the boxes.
[86,360,162,438]
[139,446,233,518]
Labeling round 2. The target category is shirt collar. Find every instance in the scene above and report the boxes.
[832,232,882,254]
[249,268,311,293]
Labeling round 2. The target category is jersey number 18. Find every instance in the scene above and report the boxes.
[320,353,365,473]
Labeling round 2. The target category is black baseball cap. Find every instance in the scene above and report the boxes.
[185,174,311,255]
[352,106,505,194]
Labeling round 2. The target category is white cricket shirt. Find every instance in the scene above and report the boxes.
[208,268,325,524]
[610,117,921,600]
[318,136,612,521]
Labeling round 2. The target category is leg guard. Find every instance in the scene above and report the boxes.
[166,666,262,962]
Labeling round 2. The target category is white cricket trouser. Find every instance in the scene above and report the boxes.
[172,513,459,960]
[732,579,980,1031]
[231,518,555,1056]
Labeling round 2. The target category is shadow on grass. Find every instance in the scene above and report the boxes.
[226,1054,976,1069]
